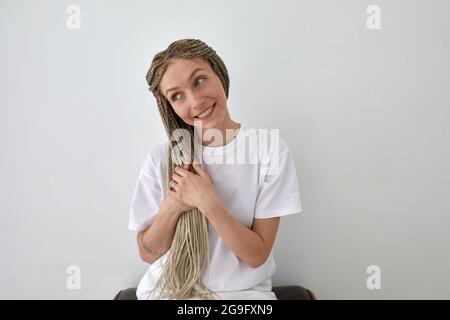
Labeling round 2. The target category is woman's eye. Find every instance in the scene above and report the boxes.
[171,93,181,101]
[195,77,205,86]
[171,78,205,102]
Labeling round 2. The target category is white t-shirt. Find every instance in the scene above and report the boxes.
[128,125,303,300]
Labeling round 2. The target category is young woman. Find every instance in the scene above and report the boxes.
[129,39,303,300]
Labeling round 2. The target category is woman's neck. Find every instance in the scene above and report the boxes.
[196,119,241,147]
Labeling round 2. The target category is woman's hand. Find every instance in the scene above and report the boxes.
[168,161,222,214]
[160,163,195,216]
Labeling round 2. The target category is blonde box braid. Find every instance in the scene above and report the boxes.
[145,39,230,300]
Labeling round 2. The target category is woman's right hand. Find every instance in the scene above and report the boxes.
[160,163,195,216]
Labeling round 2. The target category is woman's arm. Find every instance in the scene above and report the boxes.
[167,162,281,268]
[199,200,280,268]
[136,207,180,264]
[137,165,196,264]
[136,192,193,264]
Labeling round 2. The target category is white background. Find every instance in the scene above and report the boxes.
[1,0,449,299]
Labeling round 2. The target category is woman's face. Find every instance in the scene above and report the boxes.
[159,57,230,131]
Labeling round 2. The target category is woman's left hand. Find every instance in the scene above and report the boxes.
[168,161,221,213]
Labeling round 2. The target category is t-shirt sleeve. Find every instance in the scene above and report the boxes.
[254,138,303,219]
[128,151,164,232]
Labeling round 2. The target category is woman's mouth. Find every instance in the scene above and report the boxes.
[194,103,216,120]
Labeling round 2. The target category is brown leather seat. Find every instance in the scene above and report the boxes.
[114,285,316,300]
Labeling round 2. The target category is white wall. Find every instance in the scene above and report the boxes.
[1,0,449,299]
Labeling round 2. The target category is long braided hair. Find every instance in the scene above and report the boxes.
[145,39,230,299]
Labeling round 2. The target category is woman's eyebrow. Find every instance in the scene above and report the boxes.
[165,67,206,96]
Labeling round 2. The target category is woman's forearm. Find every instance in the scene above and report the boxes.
[140,206,181,263]
[199,201,266,268]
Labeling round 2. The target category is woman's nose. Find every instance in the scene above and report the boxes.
[186,91,205,114]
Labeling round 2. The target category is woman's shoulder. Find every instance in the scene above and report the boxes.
[147,141,169,161]
[141,141,169,175]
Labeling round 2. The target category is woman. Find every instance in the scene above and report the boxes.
[129,39,303,300]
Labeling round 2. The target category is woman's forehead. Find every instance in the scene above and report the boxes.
[165,57,210,76]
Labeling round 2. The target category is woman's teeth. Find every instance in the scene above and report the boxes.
[195,104,215,119]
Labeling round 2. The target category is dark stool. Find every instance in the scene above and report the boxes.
[114,286,316,300]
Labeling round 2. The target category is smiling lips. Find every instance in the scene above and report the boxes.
[195,103,215,119]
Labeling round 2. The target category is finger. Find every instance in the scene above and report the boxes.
[183,163,192,171]
[167,187,177,198]
[192,162,206,176]
[171,173,182,183]
[175,166,191,177]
